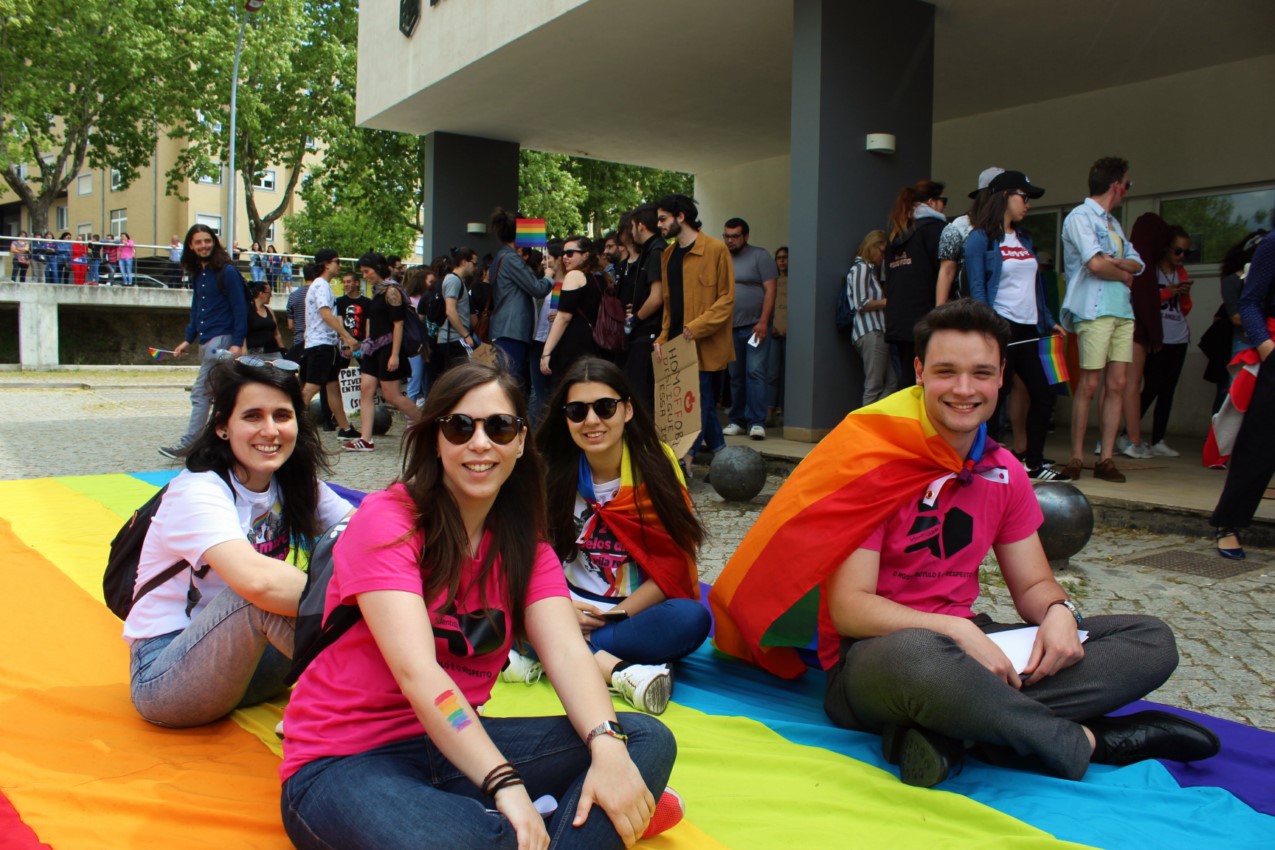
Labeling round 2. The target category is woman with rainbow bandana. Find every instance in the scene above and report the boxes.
[525,358,711,715]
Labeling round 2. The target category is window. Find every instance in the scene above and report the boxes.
[76,173,93,195]
[414,233,425,258]
[254,169,276,191]
[305,136,319,152]
[198,168,222,185]
[1022,210,1061,269]
[16,163,27,180]
[110,169,123,191]
[1160,186,1275,265]
[55,206,68,230]
[195,213,222,236]
[264,222,276,242]
[109,208,127,236]
[77,223,92,236]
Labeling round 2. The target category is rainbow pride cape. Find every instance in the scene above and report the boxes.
[578,441,699,600]
[710,386,972,678]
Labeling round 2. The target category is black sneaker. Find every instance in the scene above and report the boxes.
[336,427,360,440]
[1028,464,1071,482]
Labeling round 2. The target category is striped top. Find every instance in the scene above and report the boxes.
[846,258,886,341]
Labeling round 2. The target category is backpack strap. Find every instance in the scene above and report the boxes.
[283,603,362,687]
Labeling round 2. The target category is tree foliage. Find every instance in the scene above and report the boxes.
[518,151,587,237]
[564,158,694,236]
[166,0,357,247]
[0,0,185,232]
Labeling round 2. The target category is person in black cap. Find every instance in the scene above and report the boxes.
[965,170,1066,481]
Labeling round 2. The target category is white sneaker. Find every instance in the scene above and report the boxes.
[749,424,766,440]
[610,664,672,715]
[1093,441,1102,457]
[1151,440,1180,458]
[274,719,285,738]
[501,649,543,684]
[1122,442,1153,459]
[722,423,745,436]
[1114,433,1132,454]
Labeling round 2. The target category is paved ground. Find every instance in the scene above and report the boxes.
[2,369,1271,730]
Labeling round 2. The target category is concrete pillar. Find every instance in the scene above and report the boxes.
[784,0,934,441]
[421,132,521,262]
[17,284,60,368]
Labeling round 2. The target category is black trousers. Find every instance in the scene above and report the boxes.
[990,322,1056,467]
[1211,357,1275,528]
[624,332,657,418]
[1140,342,1187,445]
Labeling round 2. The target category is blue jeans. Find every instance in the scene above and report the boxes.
[529,340,550,427]
[46,257,63,284]
[88,258,100,282]
[587,599,711,664]
[495,337,529,389]
[129,586,294,727]
[120,257,134,285]
[177,333,233,447]
[766,334,785,410]
[691,369,726,455]
[281,712,675,850]
[407,353,427,401]
[728,326,770,429]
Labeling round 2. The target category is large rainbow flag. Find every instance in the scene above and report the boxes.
[2,472,1272,848]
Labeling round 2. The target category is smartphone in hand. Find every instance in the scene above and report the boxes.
[596,609,629,622]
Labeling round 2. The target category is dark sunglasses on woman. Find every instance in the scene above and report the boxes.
[563,397,624,423]
[436,413,525,445]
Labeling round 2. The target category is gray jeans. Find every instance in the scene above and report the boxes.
[854,329,896,406]
[178,333,233,448]
[129,585,295,727]
[823,614,1178,780]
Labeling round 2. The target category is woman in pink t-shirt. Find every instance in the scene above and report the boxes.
[281,362,677,850]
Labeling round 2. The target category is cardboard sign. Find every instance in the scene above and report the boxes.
[338,366,362,418]
[652,336,701,458]
[470,342,500,368]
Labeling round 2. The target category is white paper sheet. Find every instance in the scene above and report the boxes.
[987,626,1090,673]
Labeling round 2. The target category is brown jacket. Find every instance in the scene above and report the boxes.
[657,233,736,371]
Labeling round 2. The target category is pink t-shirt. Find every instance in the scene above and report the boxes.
[119,239,135,260]
[817,446,1042,670]
[280,483,568,781]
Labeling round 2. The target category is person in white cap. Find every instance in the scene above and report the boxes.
[936,166,1004,305]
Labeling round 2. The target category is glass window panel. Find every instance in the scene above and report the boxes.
[1161,188,1275,265]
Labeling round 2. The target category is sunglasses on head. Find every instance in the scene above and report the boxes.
[436,413,525,445]
[216,350,301,373]
[563,397,624,423]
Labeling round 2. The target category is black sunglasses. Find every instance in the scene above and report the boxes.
[436,413,525,445]
[1171,247,1188,256]
[562,248,587,257]
[563,397,624,423]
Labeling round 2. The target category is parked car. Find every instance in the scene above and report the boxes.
[98,272,170,289]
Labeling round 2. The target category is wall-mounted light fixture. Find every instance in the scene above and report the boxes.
[865,133,896,154]
[466,222,487,234]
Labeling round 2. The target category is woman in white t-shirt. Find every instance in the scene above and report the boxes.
[1137,225,1194,457]
[126,359,353,727]
[529,358,711,716]
[965,170,1067,481]
[280,361,677,850]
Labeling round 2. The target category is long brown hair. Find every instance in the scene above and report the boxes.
[888,179,945,241]
[399,362,546,638]
[536,357,704,564]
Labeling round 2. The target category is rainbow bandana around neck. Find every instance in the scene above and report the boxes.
[576,440,699,600]
[709,386,998,678]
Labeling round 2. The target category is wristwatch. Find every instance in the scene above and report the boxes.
[1049,599,1083,626]
[585,720,628,748]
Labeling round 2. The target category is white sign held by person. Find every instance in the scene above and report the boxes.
[652,336,701,459]
[339,367,361,418]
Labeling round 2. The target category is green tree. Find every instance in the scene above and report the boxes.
[518,150,587,237]
[167,0,357,248]
[285,173,417,260]
[0,0,184,232]
[565,158,694,235]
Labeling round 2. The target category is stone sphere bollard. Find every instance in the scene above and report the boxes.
[710,446,768,502]
[307,398,393,436]
[1032,481,1094,567]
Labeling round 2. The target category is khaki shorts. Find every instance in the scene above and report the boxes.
[1075,316,1133,370]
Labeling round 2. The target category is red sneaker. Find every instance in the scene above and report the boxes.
[642,787,685,839]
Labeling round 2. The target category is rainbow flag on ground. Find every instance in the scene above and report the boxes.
[1039,334,1070,385]
[515,218,547,249]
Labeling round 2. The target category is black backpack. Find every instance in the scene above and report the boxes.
[835,271,857,334]
[389,282,427,357]
[284,515,362,686]
[423,284,448,334]
[103,470,232,620]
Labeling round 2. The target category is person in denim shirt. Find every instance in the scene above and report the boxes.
[1058,157,1145,483]
[966,171,1065,481]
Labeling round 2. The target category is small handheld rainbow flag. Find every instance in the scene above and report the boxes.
[515,218,547,249]
[1039,334,1069,385]
[148,347,177,361]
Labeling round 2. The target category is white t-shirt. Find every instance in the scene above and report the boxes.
[305,277,339,348]
[562,477,645,606]
[993,231,1039,326]
[1159,267,1191,345]
[122,470,352,641]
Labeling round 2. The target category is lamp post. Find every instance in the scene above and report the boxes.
[226,0,265,256]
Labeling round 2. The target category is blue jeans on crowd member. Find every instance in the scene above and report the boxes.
[120,257,134,285]
[587,599,712,664]
[494,337,529,389]
[691,369,727,456]
[129,586,294,727]
[766,334,785,411]
[728,326,770,430]
[177,333,233,448]
[46,257,63,284]
[282,712,675,850]
[529,340,551,427]
[88,258,100,282]
[406,353,427,402]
